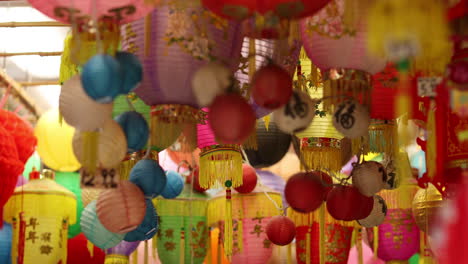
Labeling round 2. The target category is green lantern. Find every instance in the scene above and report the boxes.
[154,185,210,264]
[113,94,150,122]
[55,171,83,238]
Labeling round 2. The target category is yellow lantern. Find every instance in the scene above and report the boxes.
[3,170,77,264]
[34,109,81,172]
[412,184,444,233]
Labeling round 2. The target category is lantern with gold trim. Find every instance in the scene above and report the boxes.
[104,241,140,264]
[412,184,444,234]
[120,3,243,150]
[3,169,77,264]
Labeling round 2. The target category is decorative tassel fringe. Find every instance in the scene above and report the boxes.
[263,115,270,131]
[144,240,149,264]
[426,100,436,180]
[364,119,398,155]
[150,115,184,150]
[179,123,198,153]
[248,38,256,82]
[87,240,95,258]
[356,228,363,264]
[242,121,258,150]
[207,230,212,264]
[118,153,139,181]
[306,228,311,264]
[287,243,292,264]
[180,228,185,264]
[351,136,370,156]
[319,204,325,264]
[152,238,157,260]
[300,145,343,173]
[81,131,99,174]
[132,249,138,264]
[224,188,233,258]
[287,208,358,228]
[373,226,378,260]
[104,254,129,264]
[379,182,419,210]
[199,146,243,188]
[237,218,244,254]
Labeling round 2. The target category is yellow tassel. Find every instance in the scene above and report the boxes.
[287,243,292,264]
[150,115,183,150]
[263,115,271,131]
[242,121,258,150]
[58,111,63,126]
[366,119,398,155]
[224,188,233,258]
[61,224,68,264]
[132,250,138,264]
[152,238,157,260]
[373,226,378,260]
[118,155,139,181]
[248,38,256,82]
[207,230,212,264]
[144,240,148,264]
[217,230,222,264]
[426,100,436,180]
[237,218,243,253]
[356,228,363,264]
[81,131,99,174]
[319,204,325,264]
[180,228,185,264]
[301,145,343,173]
[306,228,311,264]
[199,147,243,188]
[87,240,94,258]
[343,0,358,31]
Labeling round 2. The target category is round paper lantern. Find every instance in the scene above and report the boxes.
[412,184,444,233]
[124,199,158,242]
[129,159,167,197]
[73,119,127,169]
[352,161,387,197]
[35,109,81,172]
[266,215,296,246]
[115,111,149,152]
[0,222,12,264]
[68,233,106,264]
[285,172,326,213]
[60,75,113,131]
[192,62,232,107]
[252,63,293,109]
[81,54,122,103]
[358,195,387,228]
[81,187,105,207]
[96,181,146,233]
[0,110,37,163]
[273,90,316,134]
[243,118,291,168]
[81,200,125,249]
[115,51,143,94]
[208,93,256,144]
[332,100,370,139]
[161,170,184,199]
[234,164,258,193]
[326,185,373,221]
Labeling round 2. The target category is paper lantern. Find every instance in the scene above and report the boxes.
[412,184,444,233]
[0,222,12,264]
[120,5,243,149]
[35,109,81,172]
[55,171,84,238]
[105,240,140,264]
[68,233,106,264]
[326,185,373,221]
[266,216,296,246]
[285,172,326,213]
[161,170,184,199]
[81,187,105,207]
[96,181,146,233]
[251,63,293,109]
[155,185,211,264]
[0,110,37,163]
[81,54,122,103]
[351,161,387,197]
[257,170,287,209]
[358,195,387,228]
[81,200,125,249]
[273,90,316,134]
[244,118,291,168]
[209,93,256,144]
[234,164,258,194]
[115,51,143,94]
[371,63,400,120]
[129,159,167,197]
[124,199,158,241]
[192,62,232,107]
[332,100,370,139]
[3,173,77,263]
[60,75,113,131]
[115,111,149,152]
[73,119,127,169]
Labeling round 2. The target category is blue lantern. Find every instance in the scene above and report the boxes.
[161,170,184,199]
[81,54,122,103]
[0,222,12,264]
[115,111,149,152]
[124,199,158,242]
[129,159,167,197]
[115,52,143,94]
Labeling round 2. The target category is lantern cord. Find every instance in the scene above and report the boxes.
[125,96,137,112]
[91,0,103,54]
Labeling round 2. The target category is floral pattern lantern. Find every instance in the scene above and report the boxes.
[154,185,211,264]
[121,3,243,150]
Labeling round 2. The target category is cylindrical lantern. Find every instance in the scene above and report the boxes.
[155,185,211,264]
[105,241,140,264]
[3,172,77,263]
[412,184,444,233]
[120,4,243,149]
[96,181,146,234]
[67,233,106,264]
[0,109,37,163]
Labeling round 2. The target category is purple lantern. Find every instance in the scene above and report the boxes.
[121,4,243,149]
[256,170,287,209]
[104,240,140,263]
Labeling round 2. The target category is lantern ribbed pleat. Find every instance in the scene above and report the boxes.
[105,241,140,264]
[96,181,146,234]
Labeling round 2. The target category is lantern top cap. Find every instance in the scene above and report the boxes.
[42,169,55,180]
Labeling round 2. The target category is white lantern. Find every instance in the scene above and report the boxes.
[358,195,387,227]
[332,100,370,139]
[272,90,316,134]
[352,161,386,197]
[192,62,232,107]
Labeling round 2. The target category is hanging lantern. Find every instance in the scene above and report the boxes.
[332,100,370,139]
[67,233,106,264]
[34,109,81,172]
[124,199,158,242]
[192,62,233,107]
[266,216,296,246]
[115,51,143,94]
[207,186,283,263]
[105,241,140,264]
[120,4,243,150]
[55,171,84,238]
[81,54,122,103]
[3,170,77,263]
[412,184,444,233]
[371,63,400,120]
[96,181,146,234]
[380,151,413,190]
[0,110,37,164]
[285,172,326,213]
[257,170,287,208]
[326,185,374,221]
[251,63,293,110]
[273,90,317,134]
[0,222,12,264]
[81,200,125,250]
[115,111,149,153]
[357,195,387,228]
[155,185,211,264]
[161,170,184,199]
[351,161,387,197]
[129,159,167,197]
[234,164,258,194]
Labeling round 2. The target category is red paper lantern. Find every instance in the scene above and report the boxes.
[67,233,105,264]
[235,164,258,193]
[371,63,399,120]
[201,0,331,20]
[266,215,296,246]
[252,63,293,110]
[326,185,373,221]
[208,93,256,144]
[285,172,326,213]
[0,110,37,163]
[317,171,333,200]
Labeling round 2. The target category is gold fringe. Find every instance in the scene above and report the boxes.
[199,147,243,188]
[306,228,311,264]
[87,240,94,258]
[263,115,270,131]
[365,119,398,155]
[322,78,372,113]
[319,204,325,264]
[152,238,157,260]
[179,123,198,153]
[180,228,185,264]
[132,249,138,264]
[352,136,370,156]
[287,208,358,228]
[301,146,343,173]
[144,240,148,264]
[379,181,418,210]
[237,218,244,253]
[207,230,212,264]
[224,189,233,257]
[81,131,99,174]
[373,226,378,260]
[426,100,436,180]
[343,0,358,33]
[150,115,183,150]
[248,38,256,82]
[357,228,363,264]
[287,243,292,264]
[118,153,139,181]
[242,121,258,150]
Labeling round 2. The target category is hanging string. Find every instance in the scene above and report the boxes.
[126,96,137,112]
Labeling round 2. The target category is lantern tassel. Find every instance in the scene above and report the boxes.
[248,38,256,82]
[242,122,258,150]
[144,240,149,264]
[373,226,378,260]
[426,100,436,180]
[207,229,212,264]
[119,153,139,181]
[132,250,138,264]
[357,228,363,264]
[152,237,157,259]
[199,147,243,188]
[87,240,95,258]
[306,227,311,264]
[237,218,243,254]
[319,204,325,264]
[287,243,292,264]
[81,131,99,174]
[224,188,233,258]
[301,144,342,173]
[61,222,68,264]
[180,228,185,264]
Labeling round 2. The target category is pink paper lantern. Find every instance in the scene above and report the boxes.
[27,0,156,25]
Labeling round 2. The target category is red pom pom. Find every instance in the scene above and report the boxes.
[252,64,293,109]
[208,93,256,144]
[285,172,325,213]
[192,167,208,193]
[0,110,37,163]
[266,215,296,246]
[235,164,258,193]
[326,185,374,221]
